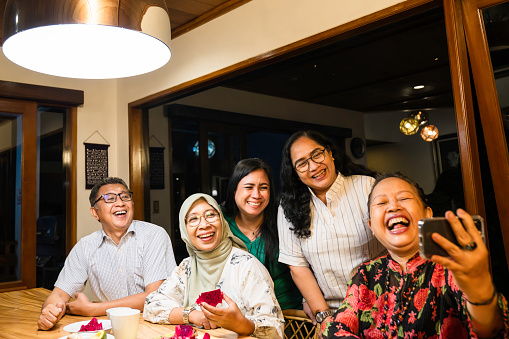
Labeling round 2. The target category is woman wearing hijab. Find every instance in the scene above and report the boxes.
[143,193,284,338]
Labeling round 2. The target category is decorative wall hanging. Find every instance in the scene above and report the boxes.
[84,131,110,189]
[149,135,165,189]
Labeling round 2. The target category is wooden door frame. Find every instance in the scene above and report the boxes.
[0,81,82,290]
[443,0,485,221]
[0,99,37,290]
[460,0,509,265]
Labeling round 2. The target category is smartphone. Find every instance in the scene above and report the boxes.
[418,215,485,260]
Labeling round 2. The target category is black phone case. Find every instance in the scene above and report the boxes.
[418,215,484,260]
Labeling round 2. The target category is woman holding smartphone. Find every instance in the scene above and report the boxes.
[322,172,508,338]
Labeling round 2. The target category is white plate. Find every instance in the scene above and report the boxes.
[58,333,114,339]
[62,319,112,333]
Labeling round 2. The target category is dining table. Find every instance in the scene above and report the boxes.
[0,288,243,339]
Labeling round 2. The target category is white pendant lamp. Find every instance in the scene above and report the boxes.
[2,0,172,79]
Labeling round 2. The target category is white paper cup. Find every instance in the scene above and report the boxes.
[110,308,140,339]
[106,307,131,320]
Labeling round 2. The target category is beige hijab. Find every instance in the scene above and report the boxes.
[179,193,246,307]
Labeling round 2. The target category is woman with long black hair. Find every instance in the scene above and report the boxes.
[222,158,303,310]
[278,130,385,325]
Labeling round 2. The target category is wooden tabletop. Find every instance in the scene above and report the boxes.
[0,288,240,339]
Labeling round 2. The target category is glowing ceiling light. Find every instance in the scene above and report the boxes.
[420,125,439,142]
[399,117,420,135]
[2,0,172,79]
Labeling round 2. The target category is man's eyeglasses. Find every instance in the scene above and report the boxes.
[294,147,329,173]
[185,211,219,227]
[93,192,133,206]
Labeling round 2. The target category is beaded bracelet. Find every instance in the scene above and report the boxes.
[467,288,498,306]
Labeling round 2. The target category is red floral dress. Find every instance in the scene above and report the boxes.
[322,254,509,339]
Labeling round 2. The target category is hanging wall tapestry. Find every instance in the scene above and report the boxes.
[84,131,110,189]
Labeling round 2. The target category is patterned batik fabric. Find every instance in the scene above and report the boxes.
[322,253,509,339]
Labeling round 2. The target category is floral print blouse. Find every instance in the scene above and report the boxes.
[322,253,509,339]
[144,247,284,338]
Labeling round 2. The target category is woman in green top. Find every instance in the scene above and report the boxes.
[222,158,303,310]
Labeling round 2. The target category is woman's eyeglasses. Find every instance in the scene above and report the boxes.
[186,211,219,227]
[294,147,328,173]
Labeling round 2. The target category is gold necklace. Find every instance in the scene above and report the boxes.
[238,217,262,239]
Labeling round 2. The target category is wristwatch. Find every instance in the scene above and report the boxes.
[315,309,333,323]
[183,305,196,324]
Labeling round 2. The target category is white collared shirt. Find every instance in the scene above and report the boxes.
[278,174,385,308]
[55,220,176,301]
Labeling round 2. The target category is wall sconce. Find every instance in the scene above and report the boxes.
[2,0,172,79]
[420,125,439,142]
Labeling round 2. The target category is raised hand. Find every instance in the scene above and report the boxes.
[430,209,494,303]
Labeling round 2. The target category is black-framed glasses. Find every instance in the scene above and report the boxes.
[93,191,133,206]
[294,147,328,173]
[185,210,219,227]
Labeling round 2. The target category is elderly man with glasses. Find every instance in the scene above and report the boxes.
[38,177,176,330]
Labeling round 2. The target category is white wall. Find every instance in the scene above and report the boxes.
[147,105,172,233]
[1,0,405,238]
[0,52,120,239]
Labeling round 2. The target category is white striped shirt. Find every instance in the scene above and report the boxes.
[55,220,176,302]
[278,174,385,308]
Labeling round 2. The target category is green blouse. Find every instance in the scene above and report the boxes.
[224,214,303,310]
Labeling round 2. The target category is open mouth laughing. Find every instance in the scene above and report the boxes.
[197,232,215,240]
[113,210,127,216]
[387,217,410,231]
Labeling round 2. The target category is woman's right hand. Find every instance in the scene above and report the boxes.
[189,310,218,329]
[199,294,255,335]
[302,301,316,324]
[430,209,493,301]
